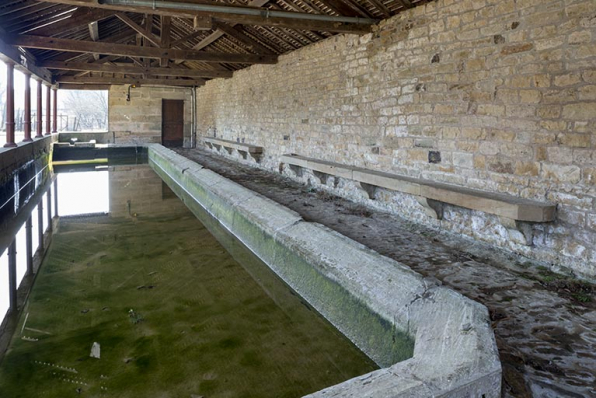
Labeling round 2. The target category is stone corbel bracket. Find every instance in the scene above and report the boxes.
[417,197,444,220]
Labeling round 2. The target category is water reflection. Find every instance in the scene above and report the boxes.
[57,170,109,216]
[0,251,8,321]
[0,161,53,323]
[0,153,146,326]
[0,163,378,397]
[15,225,27,287]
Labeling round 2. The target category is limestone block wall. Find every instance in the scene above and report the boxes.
[195,0,596,280]
[108,86,192,146]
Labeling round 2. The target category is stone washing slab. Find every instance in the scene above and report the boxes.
[204,137,263,154]
[281,153,556,223]
[149,144,502,397]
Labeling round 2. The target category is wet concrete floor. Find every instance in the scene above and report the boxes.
[176,148,596,398]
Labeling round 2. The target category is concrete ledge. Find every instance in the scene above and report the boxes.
[0,135,56,185]
[58,131,110,144]
[204,137,263,154]
[281,153,556,223]
[149,145,501,397]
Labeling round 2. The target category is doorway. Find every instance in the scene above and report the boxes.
[162,99,184,147]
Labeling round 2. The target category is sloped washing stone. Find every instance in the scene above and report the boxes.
[148,144,502,398]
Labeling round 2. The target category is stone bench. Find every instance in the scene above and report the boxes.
[204,137,263,162]
[280,154,556,224]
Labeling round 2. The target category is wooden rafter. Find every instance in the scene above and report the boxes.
[116,12,161,47]
[31,0,375,33]
[40,60,234,78]
[170,29,205,48]
[57,83,112,90]
[215,22,274,55]
[26,8,116,36]
[9,35,278,64]
[316,0,361,17]
[160,15,171,66]
[88,21,100,61]
[172,0,270,66]
[57,76,205,86]
[0,0,423,87]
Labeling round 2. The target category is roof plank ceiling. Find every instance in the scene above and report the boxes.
[0,0,432,87]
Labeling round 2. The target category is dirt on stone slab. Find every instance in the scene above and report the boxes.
[175,148,596,398]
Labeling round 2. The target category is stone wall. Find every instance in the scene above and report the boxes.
[109,86,193,146]
[195,0,596,280]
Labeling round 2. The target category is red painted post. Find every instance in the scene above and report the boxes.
[23,72,32,142]
[52,87,57,133]
[45,86,52,135]
[4,62,17,148]
[35,79,43,138]
[45,84,51,135]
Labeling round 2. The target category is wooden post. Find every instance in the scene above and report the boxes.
[35,79,43,138]
[52,87,58,133]
[4,62,17,148]
[26,216,33,275]
[23,72,32,142]
[45,84,51,135]
[8,239,17,312]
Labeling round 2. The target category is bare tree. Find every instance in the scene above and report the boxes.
[61,90,108,131]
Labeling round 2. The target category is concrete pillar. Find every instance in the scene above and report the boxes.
[26,216,33,275]
[4,62,17,148]
[46,189,52,232]
[35,79,43,138]
[53,179,58,217]
[45,84,51,135]
[37,202,44,250]
[8,239,17,312]
[52,87,57,133]
[23,72,32,142]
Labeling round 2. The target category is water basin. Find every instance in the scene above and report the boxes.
[0,163,381,397]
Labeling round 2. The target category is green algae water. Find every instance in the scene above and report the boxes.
[0,164,378,398]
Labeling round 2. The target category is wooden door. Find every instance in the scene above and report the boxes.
[162,99,184,147]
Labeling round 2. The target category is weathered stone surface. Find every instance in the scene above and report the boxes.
[204,137,263,153]
[193,0,596,277]
[148,144,501,398]
[176,147,596,398]
[108,86,193,147]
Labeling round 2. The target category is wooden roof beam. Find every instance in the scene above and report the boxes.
[26,8,116,36]
[115,12,162,47]
[215,22,274,55]
[57,83,112,90]
[172,0,269,66]
[0,28,53,83]
[0,1,43,17]
[56,76,205,86]
[396,0,414,9]
[170,29,205,48]
[35,0,375,33]
[9,35,278,64]
[160,16,171,66]
[88,21,100,60]
[40,60,233,78]
[315,0,361,17]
